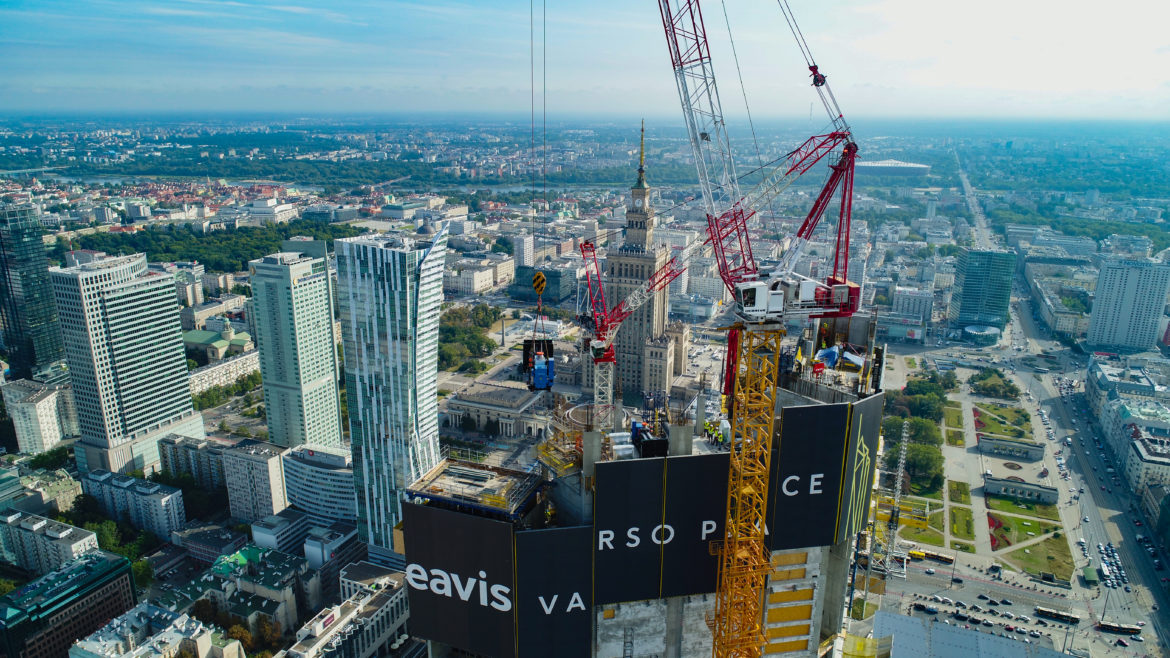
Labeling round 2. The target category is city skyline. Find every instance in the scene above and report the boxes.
[1,0,1168,119]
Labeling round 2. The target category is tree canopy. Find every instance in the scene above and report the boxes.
[55,218,362,273]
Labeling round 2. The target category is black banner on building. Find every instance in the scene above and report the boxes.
[514,526,592,658]
[593,457,666,603]
[766,403,852,551]
[401,504,515,658]
[660,452,729,598]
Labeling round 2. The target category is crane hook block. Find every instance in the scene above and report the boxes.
[809,65,827,87]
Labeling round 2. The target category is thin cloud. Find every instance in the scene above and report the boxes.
[141,7,220,17]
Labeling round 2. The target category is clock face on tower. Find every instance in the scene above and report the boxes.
[634,198,643,208]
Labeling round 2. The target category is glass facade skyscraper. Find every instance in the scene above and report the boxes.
[0,203,64,380]
[336,229,446,563]
[948,248,1016,329]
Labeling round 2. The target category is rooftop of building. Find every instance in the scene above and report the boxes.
[1116,398,1170,425]
[0,551,126,618]
[304,520,357,546]
[1132,437,1170,464]
[223,442,289,461]
[407,451,543,520]
[173,523,247,550]
[449,381,541,411]
[340,561,402,592]
[72,602,229,658]
[225,589,282,619]
[183,328,253,349]
[208,544,306,591]
[254,251,317,266]
[2,510,95,547]
[20,468,77,495]
[871,610,1067,657]
[284,444,352,470]
[50,252,144,274]
[84,470,181,498]
[337,231,442,251]
[285,587,402,657]
[253,508,308,532]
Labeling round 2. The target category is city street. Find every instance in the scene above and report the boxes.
[869,257,1165,653]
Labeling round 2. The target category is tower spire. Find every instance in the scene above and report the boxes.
[634,119,648,189]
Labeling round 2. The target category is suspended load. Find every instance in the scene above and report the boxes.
[524,271,556,391]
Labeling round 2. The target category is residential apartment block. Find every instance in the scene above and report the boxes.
[221,442,288,522]
[0,511,98,575]
[81,470,186,538]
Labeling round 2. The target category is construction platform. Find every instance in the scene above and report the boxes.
[406,450,544,522]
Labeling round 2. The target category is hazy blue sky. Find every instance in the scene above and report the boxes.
[1,0,1167,119]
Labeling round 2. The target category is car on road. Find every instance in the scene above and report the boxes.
[925,568,936,575]
[977,593,989,600]
[1116,638,1129,647]
[952,577,964,584]
[925,606,939,615]
[1000,599,1013,606]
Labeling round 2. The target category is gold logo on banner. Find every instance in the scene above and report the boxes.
[845,412,873,535]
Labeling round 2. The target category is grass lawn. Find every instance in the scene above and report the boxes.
[944,400,961,409]
[900,524,945,547]
[972,409,1027,438]
[850,597,877,620]
[952,541,975,553]
[928,509,944,533]
[1003,535,1075,581]
[976,403,1031,430]
[950,506,976,540]
[986,495,1061,521]
[948,480,971,505]
[912,483,944,500]
[988,512,1061,550]
[905,357,917,369]
[945,429,965,447]
[944,407,965,429]
[487,317,519,334]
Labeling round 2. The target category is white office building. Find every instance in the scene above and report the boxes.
[514,234,535,267]
[50,254,204,474]
[1088,259,1170,350]
[282,445,357,524]
[892,286,934,323]
[249,251,341,449]
[336,230,446,564]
